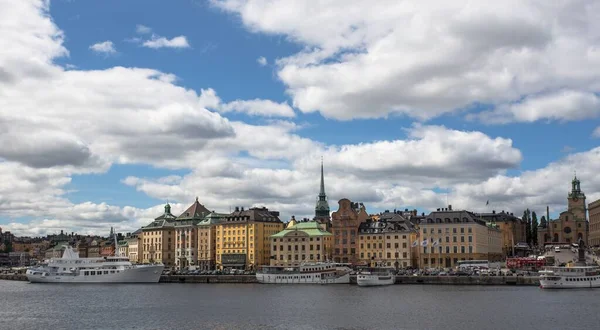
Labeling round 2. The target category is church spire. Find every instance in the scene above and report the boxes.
[319,156,326,198]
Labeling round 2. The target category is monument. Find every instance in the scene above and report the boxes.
[576,238,586,266]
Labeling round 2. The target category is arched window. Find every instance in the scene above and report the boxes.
[553,233,559,242]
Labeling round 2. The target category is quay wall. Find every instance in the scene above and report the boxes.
[0,273,539,286]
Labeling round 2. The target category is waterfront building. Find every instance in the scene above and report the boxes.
[197,212,228,271]
[216,206,284,270]
[269,218,333,266]
[478,210,526,256]
[125,230,142,263]
[357,211,417,269]
[418,207,503,268]
[537,176,588,245]
[173,198,211,270]
[313,159,331,230]
[118,240,129,257]
[142,203,176,267]
[588,199,600,247]
[331,199,369,264]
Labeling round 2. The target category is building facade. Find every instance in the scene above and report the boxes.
[331,199,369,264]
[142,203,176,267]
[418,209,503,268]
[269,219,333,266]
[197,212,227,271]
[537,176,588,245]
[173,198,211,270]
[588,199,600,247]
[478,210,526,256]
[357,211,417,269]
[216,206,284,270]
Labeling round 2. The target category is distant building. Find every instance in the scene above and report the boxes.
[588,199,600,247]
[418,207,503,268]
[269,218,333,266]
[125,229,142,263]
[216,206,284,270]
[477,210,526,256]
[358,210,417,269]
[142,203,176,267]
[197,212,228,271]
[331,198,369,264]
[173,198,211,270]
[537,176,588,245]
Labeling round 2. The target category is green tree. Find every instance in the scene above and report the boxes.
[531,211,538,246]
[540,215,546,228]
[524,209,531,245]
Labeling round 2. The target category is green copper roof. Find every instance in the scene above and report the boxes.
[271,221,332,238]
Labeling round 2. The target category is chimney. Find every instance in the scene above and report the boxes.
[235,206,239,212]
[437,208,440,211]
[448,205,452,211]
[492,210,496,214]
[241,206,244,211]
[422,212,425,216]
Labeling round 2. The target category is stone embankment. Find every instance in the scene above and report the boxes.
[0,273,539,286]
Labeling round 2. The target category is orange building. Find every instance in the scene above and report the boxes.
[331,199,369,264]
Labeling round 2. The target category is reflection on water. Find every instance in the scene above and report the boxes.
[1,281,599,330]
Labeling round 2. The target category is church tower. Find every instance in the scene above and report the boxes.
[314,158,331,225]
[568,174,587,221]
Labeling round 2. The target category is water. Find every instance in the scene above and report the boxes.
[1,280,599,330]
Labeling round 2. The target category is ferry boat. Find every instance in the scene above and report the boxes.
[256,262,352,284]
[357,269,395,287]
[539,265,600,289]
[26,238,164,283]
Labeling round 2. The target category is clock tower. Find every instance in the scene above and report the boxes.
[567,174,586,221]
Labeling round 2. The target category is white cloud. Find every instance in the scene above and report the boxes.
[593,126,600,138]
[471,90,600,124]
[89,41,116,55]
[212,0,600,121]
[219,99,295,117]
[142,35,190,49]
[257,56,267,66]
[136,24,152,34]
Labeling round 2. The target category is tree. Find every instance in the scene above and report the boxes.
[531,211,538,246]
[540,215,547,228]
[523,209,533,245]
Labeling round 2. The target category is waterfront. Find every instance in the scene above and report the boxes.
[1,281,599,330]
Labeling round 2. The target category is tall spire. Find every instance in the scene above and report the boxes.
[315,157,330,220]
[319,156,326,197]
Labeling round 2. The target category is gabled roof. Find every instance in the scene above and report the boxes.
[177,198,210,221]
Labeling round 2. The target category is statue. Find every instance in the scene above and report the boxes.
[577,238,586,265]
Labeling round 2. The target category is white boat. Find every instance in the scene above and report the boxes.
[256,262,352,284]
[26,234,164,283]
[539,265,600,289]
[357,269,395,287]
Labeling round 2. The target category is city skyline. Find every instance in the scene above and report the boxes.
[2,0,600,237]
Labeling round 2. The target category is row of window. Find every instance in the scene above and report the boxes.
[422,246,474,254]
[274,237,323,242]
[360,251,408,259]
[423,227,472,234]
[84,270,119,276]
[359,235,407,240]
[275,254,322,261]
[361,242,408,249]
[273,244,322,251]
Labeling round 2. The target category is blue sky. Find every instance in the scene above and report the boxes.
[1,0,600,236]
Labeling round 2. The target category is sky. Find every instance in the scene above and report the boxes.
[1,0,600,237]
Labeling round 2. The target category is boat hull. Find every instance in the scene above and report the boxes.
[256,272,350,284]
[540,277,600,289]
[26,265,164,283]
[357,274,395,287]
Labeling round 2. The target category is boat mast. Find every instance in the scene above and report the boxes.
[112,227,121,257]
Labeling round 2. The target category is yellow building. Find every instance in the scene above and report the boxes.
[141,203,176,267]
[478,210,526,256]
[197,212,228,271]
[269,218,333,266]
[124,230,141,263]
[418,209,503,269]
[358,211,417,269]
[216,206,284,270]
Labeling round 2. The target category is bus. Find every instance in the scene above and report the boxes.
[571,243,579,253]
[456,260,502,270]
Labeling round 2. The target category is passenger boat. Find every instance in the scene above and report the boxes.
[256,262,352,284]
[26,234,164,283]
[539,265,600,289]
[357,269,395,287]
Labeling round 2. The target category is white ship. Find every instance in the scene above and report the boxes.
[256,262,352,284]
[357,269,395,287]
[26,234,164,283]
[539,265,600,289]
